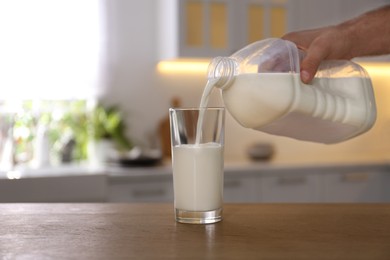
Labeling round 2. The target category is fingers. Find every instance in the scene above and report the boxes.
[282,27,333,83]
[300,38,330,83]
[282,28,326,50]
[300,57,321,84]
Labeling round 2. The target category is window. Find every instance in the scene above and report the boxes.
[0,0,104,99]
[0,0,105,167]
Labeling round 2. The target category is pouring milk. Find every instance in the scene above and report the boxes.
[172,38,377,214]
[204,38,376,144]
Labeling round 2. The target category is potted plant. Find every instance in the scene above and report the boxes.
[88,104,132,166]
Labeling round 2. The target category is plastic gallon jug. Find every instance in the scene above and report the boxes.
[207,38,377,144]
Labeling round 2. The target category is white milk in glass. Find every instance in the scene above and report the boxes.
[173,79,223,212]
[173,143,223,211]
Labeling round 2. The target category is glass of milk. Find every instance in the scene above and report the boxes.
[169,107,225,224]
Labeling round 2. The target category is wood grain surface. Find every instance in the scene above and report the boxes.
[1,203,390,259]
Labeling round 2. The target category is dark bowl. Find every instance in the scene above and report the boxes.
[118,157,162,167]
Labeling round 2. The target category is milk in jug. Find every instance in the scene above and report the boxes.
[206,38,376,144]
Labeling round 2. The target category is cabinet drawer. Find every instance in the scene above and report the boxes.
[260,173,320,202]
[224,176,259,202]
[322,171,387,202]
[108,180,173,202]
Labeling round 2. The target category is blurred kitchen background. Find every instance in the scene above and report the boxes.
[1,0,390,203]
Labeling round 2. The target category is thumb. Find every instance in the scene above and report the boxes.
[300,58,320,84]
[300,42,329,83]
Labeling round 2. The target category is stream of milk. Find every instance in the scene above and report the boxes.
[195,79,217,144]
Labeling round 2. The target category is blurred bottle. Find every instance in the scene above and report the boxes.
[0,114,15,170]
[159,97,181,159]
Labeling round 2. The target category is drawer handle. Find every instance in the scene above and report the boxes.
[131,189,166,198]
[277,176,306,185]
[341,173,369,183]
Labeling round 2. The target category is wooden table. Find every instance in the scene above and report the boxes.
[1,203,390,259]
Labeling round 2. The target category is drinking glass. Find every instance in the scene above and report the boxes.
[169,107,225,224]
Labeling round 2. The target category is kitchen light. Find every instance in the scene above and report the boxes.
[358,62,390,77]
[157,59,210,74]
[157,60,389,76]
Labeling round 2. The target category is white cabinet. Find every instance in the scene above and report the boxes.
[260,172,321,202]
[108,176,174,202]
[0,174,107,202]
[177,0,236,57]
[158,0,237,59]
[106,164,390,203]
[107,174,260,203]
[159,0,388,59]
[225,166,390,203]
[224,175,259,202]
[321,171,389,203]
[258,167,390,203]
[158,0,289,59]
[288,0,388,31]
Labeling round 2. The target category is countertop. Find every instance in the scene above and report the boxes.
[1,203,390,259]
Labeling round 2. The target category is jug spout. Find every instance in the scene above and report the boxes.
[207,57,237,90]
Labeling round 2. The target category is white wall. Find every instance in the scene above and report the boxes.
[99,0,390,164]
[101,0,168,147]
